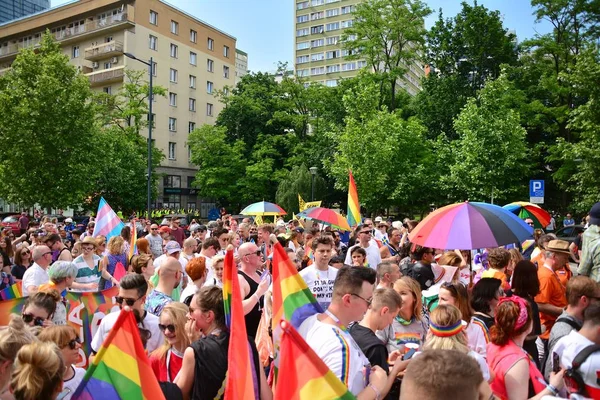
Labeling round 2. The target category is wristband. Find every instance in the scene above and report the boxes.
[547,384,558,396]
[368,384,381,400]
[253,293,259,303]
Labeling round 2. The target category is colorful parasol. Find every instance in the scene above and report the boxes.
[296,207,351,231]
[502,201,551,229]
[409,201,533,250]
[240,201,287,216]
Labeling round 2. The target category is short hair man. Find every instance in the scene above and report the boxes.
[238,242,269,338]
[213,228,229,254]
[145,257,181,316]
[22,245,52,296]
[169,217,186,247]
[91,274,163,353]
[145,224,164,259]
[405,245,435,291]
[344,224,382,269]
[376,262,401,289]
[481,247,511,292]
[578,202,600,282]
[300,236,339,310]
[44,233,72,262]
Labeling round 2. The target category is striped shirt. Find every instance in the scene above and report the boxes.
[72,254,102,292]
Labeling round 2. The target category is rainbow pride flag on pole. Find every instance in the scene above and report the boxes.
[72,308,165,400]
[0,281,22,300]
[93,197,125,241]
[275,320,356,399]
[347,170,361,228]
[222,248,259,400]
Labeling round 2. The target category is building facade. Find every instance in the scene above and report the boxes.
[0,0,50,24]
[235,48,248,83]
[294,0,424,95]
[0,0,237,215]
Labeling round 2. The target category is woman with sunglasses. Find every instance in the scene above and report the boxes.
[39,326,84,400]
[72,236,116,292]
[20,291,58,328]
[10,247,32,282]
[0,236,14,268]
[149,302,192,383]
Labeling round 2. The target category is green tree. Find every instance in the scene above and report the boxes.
[0,32,100,210]
[275,164,327,213]
[445,74,530,202]
[342,0,431,110]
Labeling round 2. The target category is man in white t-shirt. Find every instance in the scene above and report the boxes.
[197,237,220,283]
[345,224,382,269]
[298,265,388,398]
[300,235,339,310]
[91,274,163,354]
[22,245,52,296]
[553,301,600,399]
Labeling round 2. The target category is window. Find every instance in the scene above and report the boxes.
[326,36,339,45]
[189,75,196,88]
[341,20,354,28]
[311,39,324,48]
[189,98,196,112]
[311,53,325,61]
[169,92,177,107]
[190,52,197,65]
[297,28,309,37]
[341,5,354,14]
[326,64,340,73]
[206,103,214,116]
[170,68,178,83]
[208,38,214,50]
[311,11,324,20]
[149,10,158,25]
[326,50,340,59]
[326,79,338,87]
[310,67,325,75]
[326,8,339,17]
[102,86,111,94]
[297,41,310,50]
[104,62,113,69]
[71,46,79,58]
[168,118,177,132]
[164,175,181,187]
[297,55,309,64]
[223,66,229,79]
[190,29,197,43]
[312,0,324,5]
[223,46,230,58]
[168,143,176,160]
[297,69,309,77]
[326,0,340,3]
[342,62,356,71]
[297,14,309,23]
[171,20,179,34]
[188,122,196,133]
[326,22,339,31]
[207,59,214,72]
[297,1,309,10]
[311,25,324,34]
[170,43,178,58]
[207,81,213,94]
[357,60,367,68]
[152,62,157,77]
[149,35,157,50]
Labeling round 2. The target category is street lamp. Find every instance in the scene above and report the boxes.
[123,52,153,219]
[309,166,317,201]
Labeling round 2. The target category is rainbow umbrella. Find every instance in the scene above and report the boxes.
[409,201,533,250]
[296,207,351,231]
[503,201,551,229]
[240,201,287,216]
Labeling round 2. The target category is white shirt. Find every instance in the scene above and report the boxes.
[300,265,339,310]
[198,254,214,283]
[298,313,369,395]
[22,263,49,296]
[59,366,86,400]
[180,283,198,304]
[91,310,163,354]
[466,321,487,358]
[554,330,600,399]
[344,243,382,269]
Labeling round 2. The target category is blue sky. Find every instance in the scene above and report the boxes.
[51,0,552,72]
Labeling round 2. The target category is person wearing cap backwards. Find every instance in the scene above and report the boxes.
[535,240,569,352]
[578,202,600,282]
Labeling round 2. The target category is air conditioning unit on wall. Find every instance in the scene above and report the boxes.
[92,62,99,68]
[111,57,118,63]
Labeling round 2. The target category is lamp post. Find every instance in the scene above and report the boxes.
[309,166,317,201]
[123,52,153,219]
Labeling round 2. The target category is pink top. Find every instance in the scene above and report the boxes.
[487,341,546,400]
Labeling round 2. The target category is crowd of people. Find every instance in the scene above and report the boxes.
[1,202,600,400]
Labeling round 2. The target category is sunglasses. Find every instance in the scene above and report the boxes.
[243,250,262,257]
[22,313,45,326]
[158,324,176,333]
[65,337,82,350]
[360,231,371,235]
[115,295,143,306]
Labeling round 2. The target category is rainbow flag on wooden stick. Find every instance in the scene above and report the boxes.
[72,308,165,400]
[347,170,361,227]
[0,281,22,300]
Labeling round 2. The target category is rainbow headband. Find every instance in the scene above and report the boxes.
[430,320,464,337]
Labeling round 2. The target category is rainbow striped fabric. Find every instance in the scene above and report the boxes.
[72,308,165,400]
[222,248,259,400]
[93,197,125,241]
[275,320,356,400]
[347,170,361,228]
[0,281,22,300]
[128,219,137,261]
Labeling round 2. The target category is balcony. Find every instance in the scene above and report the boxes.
[84,41,123,61]
[86,66,124,86]
[0,13,133,62]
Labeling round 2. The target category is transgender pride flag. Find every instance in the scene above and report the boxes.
[92,197,124,241]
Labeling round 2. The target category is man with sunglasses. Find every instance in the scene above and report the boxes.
[22,245,52,296]
[344,224,382,269]
[91,274,163,355]
[238,242,270,337]
[146,224,164,259]
[145,258,181,317]
[405,245,436,291]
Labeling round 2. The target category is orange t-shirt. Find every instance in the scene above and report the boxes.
[481,269,511,292]
[535,266,567,340]
[556,264,573,288]
[531,252,545,268]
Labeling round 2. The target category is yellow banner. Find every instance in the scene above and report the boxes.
[254,215,264,225]
[304,200,322,210]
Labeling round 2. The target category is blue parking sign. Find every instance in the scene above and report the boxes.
[529,180,544,204]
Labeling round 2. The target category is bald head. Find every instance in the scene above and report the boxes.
[238,242,261,269]
[160,257,181,276]
[32,245,52,266]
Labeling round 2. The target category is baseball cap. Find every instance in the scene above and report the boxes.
[196,224,207,232]
[159,226,171,234]
[589,202,600,226]
[65,218,73,223]
[165,241,181,254]
[374,216,383,223]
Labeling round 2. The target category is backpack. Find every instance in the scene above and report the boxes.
[564,345,600,397]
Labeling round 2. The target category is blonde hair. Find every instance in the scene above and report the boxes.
[212,254,225,269]
[0,315,38,364]
[393,276,423,320]
[150,302,191,361]
[107,236,125,255]
[10,341,64,400]
[38,325,78,350]
[423,304,469,353]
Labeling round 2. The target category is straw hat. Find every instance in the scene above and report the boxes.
[81,236,97,247]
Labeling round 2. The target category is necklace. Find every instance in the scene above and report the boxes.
[396,315,414,326]
[316,267,330,281]
[324,309,347,331]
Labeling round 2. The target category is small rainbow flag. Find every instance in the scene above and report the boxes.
[128,219,138,261]
[347,170,361,228]
[0,281,23,300]
[222,248,259,400]
[275,320,356,400]
[72,308,165,400]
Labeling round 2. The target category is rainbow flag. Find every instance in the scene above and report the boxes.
[222,248,259,400]
[271,242,322,384]
[347,170,361,228]
[275,320,356,400]
[128,219,138,260]
[72,308,165,400]
[93,197,125,241]
[0,281,22,300]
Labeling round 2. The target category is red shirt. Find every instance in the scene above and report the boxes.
[149,348,184,382]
